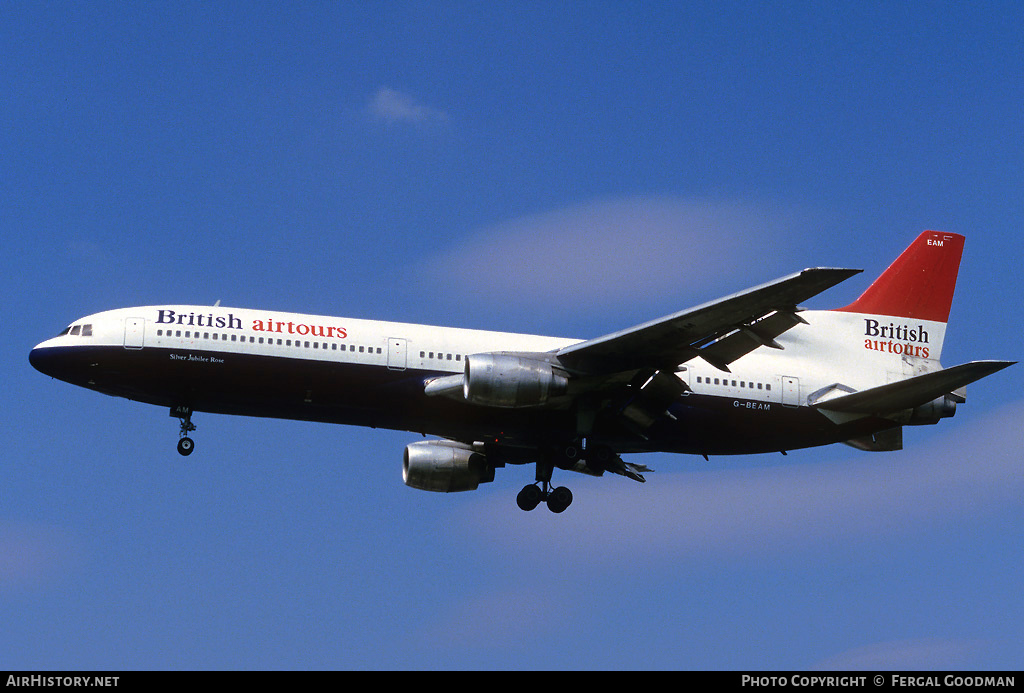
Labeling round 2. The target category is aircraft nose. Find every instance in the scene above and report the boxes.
[29,344,53,376]
[29,342,67,379]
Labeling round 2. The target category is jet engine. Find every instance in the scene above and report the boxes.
[905,394,958,425]
[463,353,569,408]
[402,440,494,493]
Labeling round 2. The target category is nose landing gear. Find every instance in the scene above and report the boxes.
[171,406,196,456]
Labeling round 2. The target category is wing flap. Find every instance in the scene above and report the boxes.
[696,309,806,371]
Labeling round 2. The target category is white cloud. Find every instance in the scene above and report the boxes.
[418,196,812,313]
[367,86,449,124]
[418,585,566,649]
[0,522,79,590]
[811,638,987,670]
[465,399,1024,564]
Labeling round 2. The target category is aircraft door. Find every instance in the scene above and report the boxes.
[781,376,800,406]
[387,337,408,371]
[124,317,145,349]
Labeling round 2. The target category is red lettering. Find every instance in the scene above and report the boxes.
[862,339,932,359]
[252,316,348,340]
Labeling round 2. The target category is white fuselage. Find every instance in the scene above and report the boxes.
[30,304,948,458]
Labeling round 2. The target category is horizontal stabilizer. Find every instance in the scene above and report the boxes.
[816,360,1015,416]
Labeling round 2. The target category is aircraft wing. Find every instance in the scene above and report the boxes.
[555,268,861,374]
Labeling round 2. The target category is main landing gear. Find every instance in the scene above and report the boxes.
[512,437,649,513]
[517,482,573,513]
[516,458,573,513]
[172,406,196,456]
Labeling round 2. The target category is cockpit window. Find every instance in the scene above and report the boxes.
[59,324,93,337]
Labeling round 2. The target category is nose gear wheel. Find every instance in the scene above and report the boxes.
[172,406,196,456]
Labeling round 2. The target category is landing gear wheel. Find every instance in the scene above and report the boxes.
[517,457,575,513]
[172,406,197,457]
[517,484,543,511]
[546,486,573,513]
[177,437,195,456]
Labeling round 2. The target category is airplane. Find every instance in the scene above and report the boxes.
[30,231,1014,513]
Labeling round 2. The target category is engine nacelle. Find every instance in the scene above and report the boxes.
[905,395,958,425]
[463,353,569,408]
[402,440,494,493]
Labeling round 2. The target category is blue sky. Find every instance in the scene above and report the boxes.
[4,1,1023,670]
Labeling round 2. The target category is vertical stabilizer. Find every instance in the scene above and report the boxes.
[835,230,964,322]
[829,231,965,364]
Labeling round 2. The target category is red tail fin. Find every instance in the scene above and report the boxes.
[835,231,964,322]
